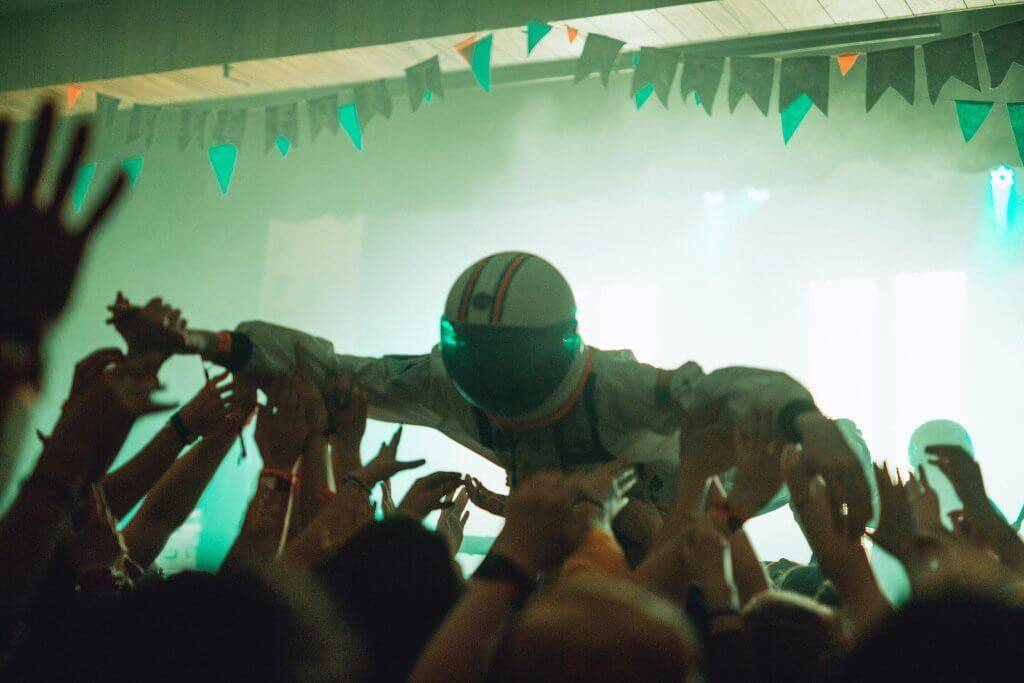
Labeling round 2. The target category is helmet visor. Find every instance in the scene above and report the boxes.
[440,317,581,418]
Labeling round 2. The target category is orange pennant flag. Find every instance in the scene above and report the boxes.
[66,84,83,109]
[567,26,579,44]
[837,53,860,77]
[454,35,478,64]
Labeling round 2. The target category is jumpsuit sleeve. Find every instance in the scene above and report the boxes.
[229,320,446,428]
[669,365,815,438]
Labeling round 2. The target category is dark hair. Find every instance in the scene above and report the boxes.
[840,589,1024,682]
[11,569,357,682]
[319,516,463,683]
[742,591,844,683]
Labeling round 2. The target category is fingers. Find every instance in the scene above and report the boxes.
[22,101,55,205]
[0,116,9,201]
[390,426,404,450]
[80,170,127,242]
[50,122,89,216]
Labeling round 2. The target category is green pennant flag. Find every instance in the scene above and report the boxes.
[406,56,444,112]
[275,135,292,158]
[631,46,680,109]
[866,46,915,112]
[338,103,362,150]
[574,33,625,88]
[922,34,980,104]
[527,21,552,55]
[728,57,775,116]
[470,34,493,92]
[1009,103,1024,164]
[979,20,1024,89]
[72,162,96,212]
[954,101,994,142]
[121,156,143,188]
[680,55,724,115]
[781,93,814,144]
[353,79,393,129]
[208,144,237,196]
[635,84,654,109]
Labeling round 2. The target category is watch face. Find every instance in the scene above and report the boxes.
[440,317,580,418]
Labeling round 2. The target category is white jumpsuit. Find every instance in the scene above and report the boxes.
[231,320,812,511]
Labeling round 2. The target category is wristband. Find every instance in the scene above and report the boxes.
[775,399,819,444]
[214,331,232,357]
[259,467,295,492]
[473,552,538,603]
[168,412,198,445]
[338,475,372,497]
[22,471,79,509]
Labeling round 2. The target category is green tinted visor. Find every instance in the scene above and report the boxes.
[440,317,582,418]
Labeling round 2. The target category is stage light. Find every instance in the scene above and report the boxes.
[745,187,771,202]
[702,191,726,207]
[990,166,1015,230]
[990,165,1015,190]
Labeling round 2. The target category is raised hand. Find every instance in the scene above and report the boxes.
[355,427,425,486]
[464,475,507,517]
[437,488,471,556]
[106,293,188,359]
[727,407,786,520]
[398,471,463,521]
[324,372,367,477]
[66,347,126,402]
[570,461,638,530]
[254,377,310,471]
[868,462,915,561]
[907,468,943,536]
[1,101,127,385]
[926,445,986,511]
[490,472,587,574]
[380,478,397,515]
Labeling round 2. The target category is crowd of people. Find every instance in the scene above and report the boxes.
[3,102,1024,682]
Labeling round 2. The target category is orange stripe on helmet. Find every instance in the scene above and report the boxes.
[458,256,492,322]
[490,253,530,324]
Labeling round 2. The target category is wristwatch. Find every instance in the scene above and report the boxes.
[474,552,538,603]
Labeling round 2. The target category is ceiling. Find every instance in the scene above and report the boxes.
[0,0,1022,118]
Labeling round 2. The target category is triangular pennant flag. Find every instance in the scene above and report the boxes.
[470,34,493,92]
[454,35,478,64]
[728,57,775,116]
[307,93,340,142]
[635,84,654,109]
[406,56,445,112]
[922,34,980,104]
[353,79,393,129]
[781,93,814,144]
[274,134,292,158]
[567,26,579,44]
[66,85,83,109]
[72,162,96,212]
[837,53,860,77]
[94,93,121,135]
[866,46,915,112]
[120,157,143,188]
[979,20,1024,89]
[574,33,625,88]
[126,104,161,150]
[338,103,362,150]
[680,54,725,115]
[954,100,994,142]
[779,56,830,115]
[178,109,210,151]
[527,21,552,55]
[208,144,237,196]
[212,108,248,147]
[631,46,680,109]
[264,102,299,154]
[1009,102,1024,164]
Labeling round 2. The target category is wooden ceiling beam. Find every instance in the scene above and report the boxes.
[0,0,704,91]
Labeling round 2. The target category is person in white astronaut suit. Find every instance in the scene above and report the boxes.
[120,251,871,527]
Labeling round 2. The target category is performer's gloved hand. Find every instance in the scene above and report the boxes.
[106,292,189,361]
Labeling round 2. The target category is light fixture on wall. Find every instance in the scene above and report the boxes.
[990,165,1015,230]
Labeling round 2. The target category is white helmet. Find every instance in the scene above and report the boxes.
[440,252,587,421]
[908,419,975,522]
